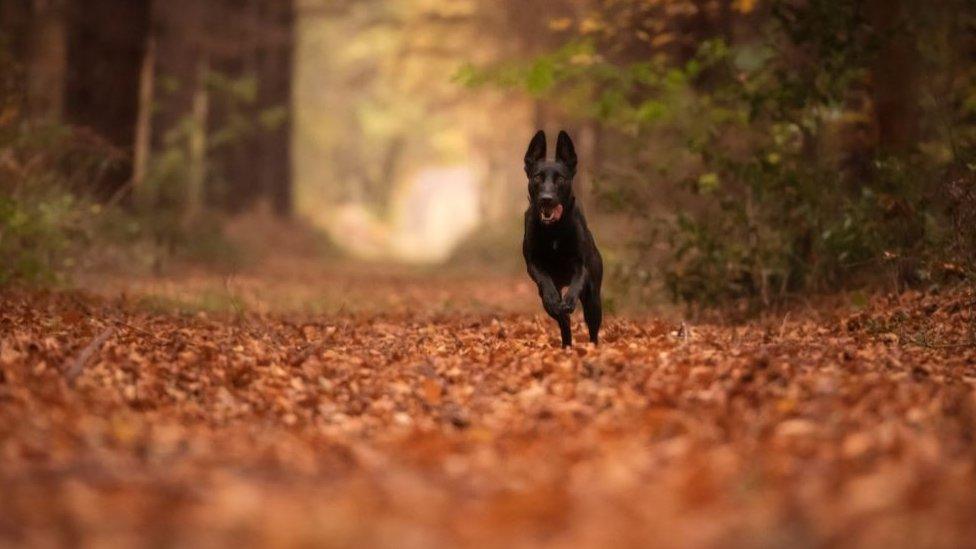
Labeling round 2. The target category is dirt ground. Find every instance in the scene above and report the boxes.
[2,261,975,548]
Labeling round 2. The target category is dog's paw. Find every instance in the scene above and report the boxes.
[542,293,563,316]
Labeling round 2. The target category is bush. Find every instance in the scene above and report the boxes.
[0,118,121,285]
[0,45,247,285]
[462,0,976,309]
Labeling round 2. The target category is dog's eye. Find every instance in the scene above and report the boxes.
[533,174,544,183]
[555,176,565,185]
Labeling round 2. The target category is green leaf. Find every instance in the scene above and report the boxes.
[452,63,480,87]
[259,106,288,130]
[525,58,556,95]
[697,173,720,194]
[636,99,667,123]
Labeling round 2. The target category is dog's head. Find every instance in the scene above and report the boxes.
[524,130,577,225]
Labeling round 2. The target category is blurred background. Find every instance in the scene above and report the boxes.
[1,0,974,313]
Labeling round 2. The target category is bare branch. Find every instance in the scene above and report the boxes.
[64,327,115,385]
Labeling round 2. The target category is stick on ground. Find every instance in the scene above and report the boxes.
[64,326,115,385]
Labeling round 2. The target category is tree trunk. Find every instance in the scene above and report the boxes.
[151,0,208,217]
[258,0,294,217]
[185,54,209,226]
[576,121,597,208]
[64,0,152,196]
[202,0,294,216]
[0,0,32,64]
[132,34,156,209]
[868,0,920,155]
[26,0,67,121]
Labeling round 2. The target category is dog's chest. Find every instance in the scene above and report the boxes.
[537,233,575,269]
[540,234,568,256]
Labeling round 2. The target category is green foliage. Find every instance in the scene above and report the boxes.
[141,70,284,255]
[0,43,89,284]
[463,0,976,308]
[0,121,113,285]
[0,186,84,285]
[144,72,263,206]
[0,51,249,286]
[0,120,243,286]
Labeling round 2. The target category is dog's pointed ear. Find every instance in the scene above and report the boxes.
[524,130,546,174]
[556,130,577,172]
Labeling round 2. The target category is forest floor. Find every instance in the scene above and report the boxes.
[2,256,976,548]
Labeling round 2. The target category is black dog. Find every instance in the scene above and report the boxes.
[522,130,603,347]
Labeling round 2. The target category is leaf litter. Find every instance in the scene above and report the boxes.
[1,284,975,548]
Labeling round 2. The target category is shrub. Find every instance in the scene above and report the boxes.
[461,0,976,309]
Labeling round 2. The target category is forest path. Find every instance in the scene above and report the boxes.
[2,278,975,547]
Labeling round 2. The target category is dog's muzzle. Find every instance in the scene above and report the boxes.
[538,198,563,224]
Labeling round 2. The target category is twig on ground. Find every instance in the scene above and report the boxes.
[676,321,691,343]
[904,334,976,349]
[112,318,156,340]
[223,275,247,319]
[64,327,115,385]
[899,323,976,349]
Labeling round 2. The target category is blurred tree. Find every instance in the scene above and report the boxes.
[0,0,68,121]
[198,0,295,216]
[64,0,151,197]
[132,27,155,210]
[867,0,920,155]
[26,0,67,121]
[148,0,295,218]
[464,0,976,307]
[1,0,295,216]
[256,0,295,217]
[0,0,146,195]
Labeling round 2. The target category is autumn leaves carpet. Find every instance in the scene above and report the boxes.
[1,287,975,547]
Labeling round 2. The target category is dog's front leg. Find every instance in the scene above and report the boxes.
[528,263,563,318]
[560,265,588,314]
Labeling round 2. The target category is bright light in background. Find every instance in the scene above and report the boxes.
[326,166,481,263]
[390,166,481,262]
[292,2,533,262]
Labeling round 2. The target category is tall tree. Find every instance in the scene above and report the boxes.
[132,28,156,209]
[256,0,294,217]
[148,0,295,217]
[210,0,295,216]
[868,0,920,154]
[28,0,66,120]
[64,0,152,195]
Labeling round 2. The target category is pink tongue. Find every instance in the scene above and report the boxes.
[543,204,564,222]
